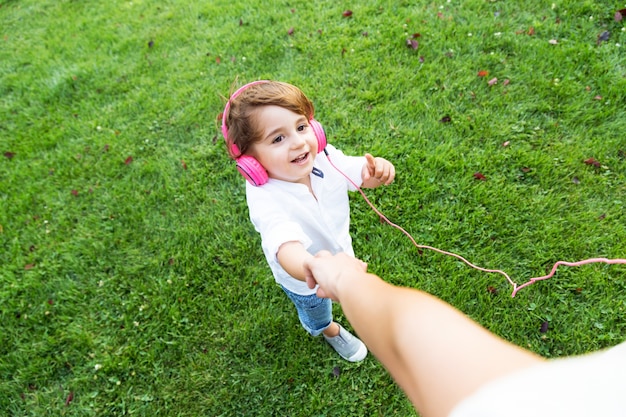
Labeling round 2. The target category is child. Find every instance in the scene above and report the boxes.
[221,80,395,362]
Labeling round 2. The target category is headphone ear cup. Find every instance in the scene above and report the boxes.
[309,119,327,153]
[236,154,268,186]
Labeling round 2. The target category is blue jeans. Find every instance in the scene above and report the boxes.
[280,285,333,337]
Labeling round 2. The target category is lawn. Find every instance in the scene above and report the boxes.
[1,0,625,415]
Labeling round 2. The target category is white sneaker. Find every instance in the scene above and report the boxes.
[324,324,368,362]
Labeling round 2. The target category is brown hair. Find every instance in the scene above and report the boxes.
[223,81,315,156]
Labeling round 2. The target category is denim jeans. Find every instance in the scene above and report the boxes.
[280,285,332,337]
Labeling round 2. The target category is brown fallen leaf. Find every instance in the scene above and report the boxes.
[406,38,419,50]
[65,391,74,406]
[583,157,601,167]
[473,172,487,181]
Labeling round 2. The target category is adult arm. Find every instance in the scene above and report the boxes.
[304,251,544,417]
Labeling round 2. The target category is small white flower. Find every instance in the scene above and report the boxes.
[494,32,502,37]
[94,364,102,371]
[468,33,473,37]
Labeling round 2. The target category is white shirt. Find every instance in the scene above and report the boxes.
[449,340,626,417]
[246,144,366,294]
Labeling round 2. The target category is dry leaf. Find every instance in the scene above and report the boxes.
[584,157,601,167]
[473,172,487,181]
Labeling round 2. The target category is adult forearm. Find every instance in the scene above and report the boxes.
[333,272,429,406]
[333,270,544,417]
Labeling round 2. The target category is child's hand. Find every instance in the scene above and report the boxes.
[361,153,395,188]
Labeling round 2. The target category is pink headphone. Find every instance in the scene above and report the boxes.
[221,80,327,186]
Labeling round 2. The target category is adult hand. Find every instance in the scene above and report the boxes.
[304,251,368,300]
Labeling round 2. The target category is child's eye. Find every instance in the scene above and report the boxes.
[272,135,284,144]
[297,124,307,132]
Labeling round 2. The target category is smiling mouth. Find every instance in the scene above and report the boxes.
[291,152,309,164]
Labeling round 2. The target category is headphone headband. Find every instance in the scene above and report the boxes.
[221,80,269,157]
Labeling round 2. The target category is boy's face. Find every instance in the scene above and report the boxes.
[249,105,318,185]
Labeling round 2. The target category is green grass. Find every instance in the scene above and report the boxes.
[1,0,625,415]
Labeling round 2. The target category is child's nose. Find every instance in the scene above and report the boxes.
[290,132,306,147]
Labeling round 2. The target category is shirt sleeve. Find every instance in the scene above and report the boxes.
[322,144,367,191]
[246,184,313,262]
